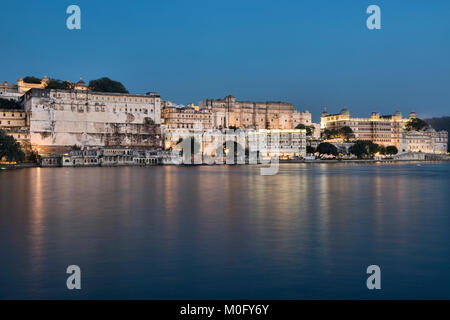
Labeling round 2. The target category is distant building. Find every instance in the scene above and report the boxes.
[0,108,29,143]
[162,102,213,130]
[0,76,49,101]
[400,129,448,154]
[249,129,307,159]
[321,108,413,149]
[199,94,315,131]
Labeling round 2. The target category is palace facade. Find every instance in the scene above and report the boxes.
[22,78,162,152]
[199,94,314,131]
[321,109,413,148]
[162,101,213,130]
[400,129,448,154]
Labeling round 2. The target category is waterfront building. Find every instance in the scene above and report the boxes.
[199,94,316,131]
[55,147,162,167]
[0,108,26,128]
[400,129,448,154]
[23,81,162,153]
[321,109,413,148]
[0,108,29,143]
[162,101,213,130]
[0,76,49,101]
[40,155,62,167]
[248,129,307,159]
[62,149,101,166]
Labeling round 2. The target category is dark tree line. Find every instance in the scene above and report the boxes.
[322,126,354,142]
[88,77,129,94]
[0,129,24,162]
[405,118,429,132]
[0,98,22,110]
[310,141,398,159]
[0,129,38,163]
[295,124,314,136]
[23,76,129,94]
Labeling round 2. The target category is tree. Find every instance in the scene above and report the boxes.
[349,140,380,159]
[0,98,22,110]
[339,126,354,142]
[316,142,338,156]
[0,129,25,162]
[405,118,429,132]
[377,145,387,155]
[295,124,313,136]
[386,146,398,155]
[306,145,316,154]
[21,141,39,163]
[46,78,73,90]
[322,126,354,141]
[322,128,339,140]
[71,144,82,151]
[23,76,42,84]
[88,77,128,94]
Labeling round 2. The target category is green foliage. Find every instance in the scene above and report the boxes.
[0,98,22,110]
[0,129,25,162]
[295,124,314,136]
[377,145,387,155]
[405,118,429,132]
[386,146,398,155]
[322,126,354,141]
[71,144,82,151]
[88,77,129,94]
[21,141,39,163]
[46,79,73,90]
[23,76,42,84]
[349,140,380,159]
[316,142,338,156]
[339,126,354,142]
[306,145,316,154]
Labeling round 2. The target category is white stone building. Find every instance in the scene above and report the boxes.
[400,129,448,154]
[23,86,162,152]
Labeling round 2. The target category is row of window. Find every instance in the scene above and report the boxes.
[1,113,23,117]
[53,93,160,103]
[37,105,156,114]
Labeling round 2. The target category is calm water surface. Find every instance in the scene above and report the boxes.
[0,163,449,299]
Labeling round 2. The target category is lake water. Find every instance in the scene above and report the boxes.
[1,163,449,299]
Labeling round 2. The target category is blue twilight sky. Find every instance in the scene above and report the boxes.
[0,0,449,120]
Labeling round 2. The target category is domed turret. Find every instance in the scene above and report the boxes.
[74,77,88,90]
[340,108,350,115]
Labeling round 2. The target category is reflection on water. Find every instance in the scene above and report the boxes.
[0,163,449,299]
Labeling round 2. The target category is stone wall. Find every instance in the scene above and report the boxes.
[24,88,162,150]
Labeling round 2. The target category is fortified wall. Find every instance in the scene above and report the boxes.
[23,88,162,152]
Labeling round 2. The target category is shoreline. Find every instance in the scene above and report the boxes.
[1,158,449,170]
